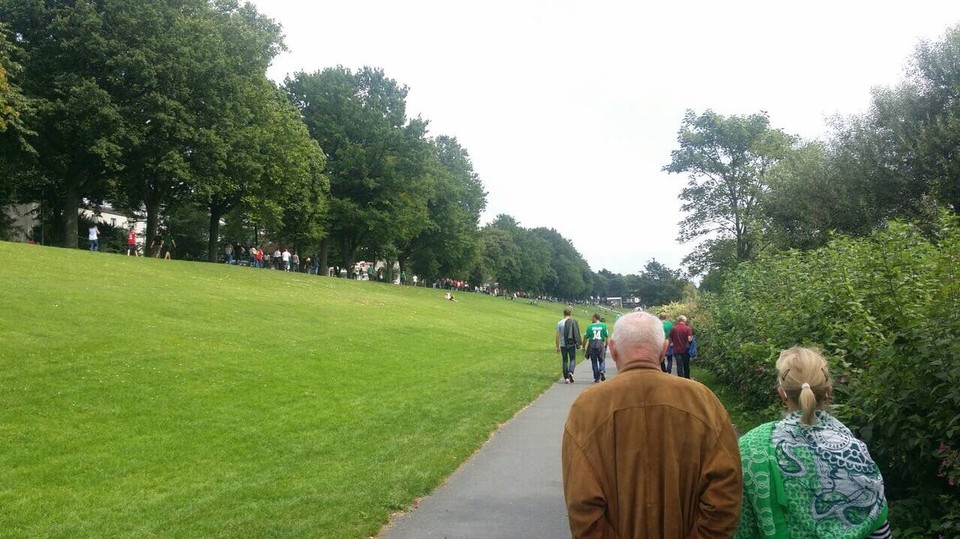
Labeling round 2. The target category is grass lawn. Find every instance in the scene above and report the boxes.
[0,241,595,538]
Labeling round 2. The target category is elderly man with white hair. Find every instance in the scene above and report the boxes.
[562,311,741,538]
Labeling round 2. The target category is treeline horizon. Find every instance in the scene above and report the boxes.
[0,0,689,304]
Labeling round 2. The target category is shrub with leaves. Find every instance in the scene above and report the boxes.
[699,213,960,537]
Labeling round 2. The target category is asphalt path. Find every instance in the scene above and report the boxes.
[380,352,618,539]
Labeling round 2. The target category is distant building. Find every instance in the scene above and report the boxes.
[2,202,146,244]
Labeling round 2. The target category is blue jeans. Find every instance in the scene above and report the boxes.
[89,239,99,251]
[560,346,577,379]
[586,345,604,381]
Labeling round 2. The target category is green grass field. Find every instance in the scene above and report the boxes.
[0,242,600,538]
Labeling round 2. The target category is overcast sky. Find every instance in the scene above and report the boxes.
[249,0,960,275]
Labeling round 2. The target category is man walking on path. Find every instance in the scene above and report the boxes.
[659,312,674,374]
[556,308,582,383]
[583,313,608,383]
[669,314,693,379]
[562,311,742,538]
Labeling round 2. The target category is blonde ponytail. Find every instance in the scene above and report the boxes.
[798,382,818,426]
[776,347,832,426]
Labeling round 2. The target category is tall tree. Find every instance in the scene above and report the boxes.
[664,110,795,273]
[531,227,592,299]
[631,259,687,306]
[863,25,960,216]
[285,66,431,272]
[401,135,486,282]
[0,22,35,237]
[0,0,126,247]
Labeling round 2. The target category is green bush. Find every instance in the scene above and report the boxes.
[699,213,960,537]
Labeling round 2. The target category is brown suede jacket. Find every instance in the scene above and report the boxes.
[562,363,742,538]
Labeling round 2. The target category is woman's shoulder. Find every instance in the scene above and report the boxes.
[738,420,778,450]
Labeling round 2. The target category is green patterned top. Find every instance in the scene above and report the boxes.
[734,411,888,539]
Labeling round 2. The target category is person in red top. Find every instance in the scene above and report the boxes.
[126,226,140,257]
[668,315,693,379]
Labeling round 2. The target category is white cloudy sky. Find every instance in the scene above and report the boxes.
[249,0,960,275]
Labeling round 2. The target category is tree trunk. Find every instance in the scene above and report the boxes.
[207,206,221,262]
[145,197,160,257]
[319,238,330,276]
[62,176,81,248]
[340,238,354,277]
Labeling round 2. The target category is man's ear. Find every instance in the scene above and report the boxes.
[608,339,618,360]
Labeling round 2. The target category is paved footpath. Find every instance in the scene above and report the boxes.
[380,354,618,539]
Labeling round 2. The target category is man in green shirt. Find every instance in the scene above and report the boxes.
[659,312,674,374]
[583,313,609,383]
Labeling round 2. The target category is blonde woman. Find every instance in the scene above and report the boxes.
[735,347,891,539]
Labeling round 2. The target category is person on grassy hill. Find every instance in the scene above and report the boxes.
[659,312,674,374]
[582,313,609,383]
[562,311,742,537]
[161,230,176,260]
[735,347,890,539]
[88,223,100,251]
[556,308,582,384]
[126,226,139,256]
[668,314,693,379]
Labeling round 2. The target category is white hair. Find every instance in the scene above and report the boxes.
[612,311,665,356]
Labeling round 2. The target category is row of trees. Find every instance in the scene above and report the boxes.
[0,0,690,304]
[665,25,960,288]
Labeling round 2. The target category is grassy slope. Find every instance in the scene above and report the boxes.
[0,242,587,538]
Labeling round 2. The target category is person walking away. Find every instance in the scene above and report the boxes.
[735,347,890,538]
[281,247,291,271]
[668,315,693,378]
[582,313,609,383]
[88,223,100,251]
[659,312,674,374]
[563,311,742,537]
[292,251,300,272]
[161,230,176,260]
[126,226,139,256]
[555,308,582,383]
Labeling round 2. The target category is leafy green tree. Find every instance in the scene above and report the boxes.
[631,259,687,306]
[285,66,431,273]
[0,0,127,247]
[475,223,523,289]
[0,23,34,237]
[664,109,795,274]
[0,23,29,141]
[401,135,486,282]
[531,227,591,299]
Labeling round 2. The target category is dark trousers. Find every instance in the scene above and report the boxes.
[586,346,604,381]
[560,345,577,379]
[676,352,691,378]
[661,354,673,374]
